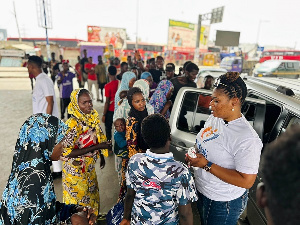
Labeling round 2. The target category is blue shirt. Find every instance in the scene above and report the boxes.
[114,131,128,158]
[126,150,198,224]
[58,72,75,98]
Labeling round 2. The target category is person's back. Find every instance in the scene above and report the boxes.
[121,114,197,225]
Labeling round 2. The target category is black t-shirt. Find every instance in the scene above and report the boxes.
[170,76,197,103]
[80,57,88,73]
[149,69,162,84]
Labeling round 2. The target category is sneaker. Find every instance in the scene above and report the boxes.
[97,99,101,102]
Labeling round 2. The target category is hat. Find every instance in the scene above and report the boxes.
[166,63,175,71]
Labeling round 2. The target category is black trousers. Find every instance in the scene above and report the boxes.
[60,98,71,119]
[105,111,114,140]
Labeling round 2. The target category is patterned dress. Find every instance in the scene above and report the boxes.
[149,80,174,119]
[0,114,67,225]
[62,89,107,216]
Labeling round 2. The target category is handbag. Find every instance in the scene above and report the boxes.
[106,198,124,225]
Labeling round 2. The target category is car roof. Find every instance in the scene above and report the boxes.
[198,67,227,72]
[244,76,300,114]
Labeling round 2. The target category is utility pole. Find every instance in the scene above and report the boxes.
[43,0,51,61]
[37,0,53,62]
[135,0,139,50]
[13,1,22,42]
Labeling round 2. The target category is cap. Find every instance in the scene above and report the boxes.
[166,63,175,71]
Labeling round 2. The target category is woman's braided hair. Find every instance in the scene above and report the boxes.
[214,72,247,104]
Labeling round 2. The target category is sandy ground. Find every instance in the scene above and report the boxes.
[0,77,119,215]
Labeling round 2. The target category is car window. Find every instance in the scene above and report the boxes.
[286,62,295,70]
[278,62,285,70]
[248,93,281,143]
[177,92,211,134]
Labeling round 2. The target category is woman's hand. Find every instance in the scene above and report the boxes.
[104,140,112,151]
[102,115,105,123]
[120,218,131,225]
[165,100,172,109]
[100,153,105,169]
[185,153,208,168]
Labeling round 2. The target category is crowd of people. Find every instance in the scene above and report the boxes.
[1,50,299,225]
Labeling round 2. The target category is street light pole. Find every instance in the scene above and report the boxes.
[256,19,269,47]
[135,0,139,50]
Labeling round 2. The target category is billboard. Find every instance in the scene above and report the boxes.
[167,19,210,51]
[87,26,126,49]
[199,25,210,49]
[215,30,240,46]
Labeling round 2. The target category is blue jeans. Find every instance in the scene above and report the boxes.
[197,190,248,225]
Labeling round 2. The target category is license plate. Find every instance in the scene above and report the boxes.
[258,74,263,77]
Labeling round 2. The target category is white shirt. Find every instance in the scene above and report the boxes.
[194,115,263,201]
[32,72,59,118]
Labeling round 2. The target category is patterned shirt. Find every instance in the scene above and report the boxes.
[126,150,198,225]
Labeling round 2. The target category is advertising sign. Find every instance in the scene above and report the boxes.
[199,25,210,49]
[87,26,126,49]
[168,19,196,51]
[167,19,210,51]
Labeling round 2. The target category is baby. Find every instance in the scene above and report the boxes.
[118,90,128,106]
[113,118,128,158]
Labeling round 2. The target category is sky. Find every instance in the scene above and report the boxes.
[1,0,300,49]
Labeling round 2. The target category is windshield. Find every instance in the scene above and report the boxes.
[260,61,281,69]
[220,58,234,65]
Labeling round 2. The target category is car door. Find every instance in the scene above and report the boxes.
[169,87,266,163]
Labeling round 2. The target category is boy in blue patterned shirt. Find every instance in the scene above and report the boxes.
[121,114,197,225]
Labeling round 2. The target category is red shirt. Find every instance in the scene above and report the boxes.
[75,63,82,80]
[105,80,119,112]
[85,63,97,80]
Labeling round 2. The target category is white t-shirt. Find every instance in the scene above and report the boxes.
[32,73,59,118]
[194,114,263,201]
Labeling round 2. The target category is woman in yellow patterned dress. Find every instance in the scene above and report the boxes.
[62,89,112,216]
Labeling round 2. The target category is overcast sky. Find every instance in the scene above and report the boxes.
[1,0,299,49]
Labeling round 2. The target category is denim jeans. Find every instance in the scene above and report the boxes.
[197,190,248,225]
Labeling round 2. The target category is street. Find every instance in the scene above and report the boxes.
[0,77,120,217]
[0,76,251,225]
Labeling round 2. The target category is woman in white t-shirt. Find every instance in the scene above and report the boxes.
[186,72,263,225]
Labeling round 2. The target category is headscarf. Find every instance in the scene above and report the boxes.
[113,80,154,122]
[127,87,149,150]
[140,72,152,79]
[0,114,67,224]
[132,79,150,101]
[149,80,174,119]
[66,89,108,157]
[114,71,136,111]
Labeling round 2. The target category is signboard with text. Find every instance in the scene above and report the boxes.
[167,19,210,51]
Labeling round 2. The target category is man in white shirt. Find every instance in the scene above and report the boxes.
[27,56,62,179]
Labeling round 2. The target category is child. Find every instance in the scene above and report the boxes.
[113,118,128,158]
[120,114,198,225]
[118,90,128,106]
[113,118,128,186]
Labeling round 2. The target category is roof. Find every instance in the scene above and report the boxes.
[7,38,84,48]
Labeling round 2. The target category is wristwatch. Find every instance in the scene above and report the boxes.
[203,161,213,172]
